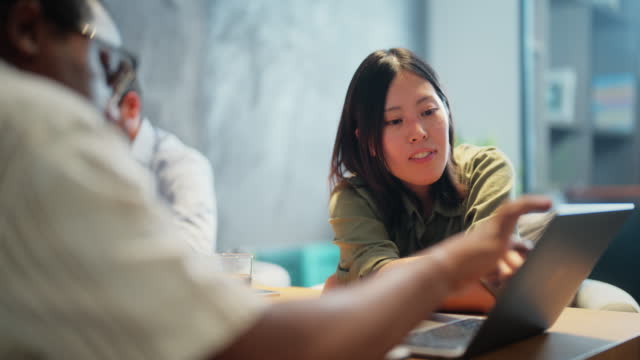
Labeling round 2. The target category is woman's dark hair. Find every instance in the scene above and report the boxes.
[329,48,465,230]
[1,0,92,33]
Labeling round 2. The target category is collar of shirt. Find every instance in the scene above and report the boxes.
[131,117,155,168]
[400,190,465,251]
[347,175,465,222]
[400,190,465,225]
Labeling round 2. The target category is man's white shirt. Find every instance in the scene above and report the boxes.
[131,118,216,254]
[0,60,264,359]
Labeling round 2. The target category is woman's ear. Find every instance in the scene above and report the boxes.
[355,128,377,157]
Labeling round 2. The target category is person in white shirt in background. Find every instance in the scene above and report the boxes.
[116,77,216,255]
[115,75,291,285]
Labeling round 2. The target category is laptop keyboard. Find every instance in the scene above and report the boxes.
[404,318,484,350]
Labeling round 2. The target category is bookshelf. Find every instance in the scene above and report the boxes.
[544,0,640,189]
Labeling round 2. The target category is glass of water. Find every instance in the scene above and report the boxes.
[217,253,254,286]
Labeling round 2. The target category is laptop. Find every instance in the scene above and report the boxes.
[403,203,635,358]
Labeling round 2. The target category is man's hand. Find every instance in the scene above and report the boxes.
[428,196,552,292]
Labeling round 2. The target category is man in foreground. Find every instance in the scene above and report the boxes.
[0,0,551,359]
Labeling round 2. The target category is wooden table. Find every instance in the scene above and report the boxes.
[472,308,640,360]
[259,286,640,359]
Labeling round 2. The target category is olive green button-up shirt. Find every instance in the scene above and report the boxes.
[329,144,514,283]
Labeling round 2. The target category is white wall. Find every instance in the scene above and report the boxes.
[206,1,419,250]
[427,0,522,189]
[109,0,421,251]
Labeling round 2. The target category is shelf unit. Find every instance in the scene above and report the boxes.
[544,0,640,189]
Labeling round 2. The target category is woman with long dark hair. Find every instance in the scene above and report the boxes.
[327,48,518,312]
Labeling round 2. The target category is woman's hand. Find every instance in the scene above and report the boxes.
[322,273,340,293]
[482,238,534,295]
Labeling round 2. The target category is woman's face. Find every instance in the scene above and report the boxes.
[381,71,450,196]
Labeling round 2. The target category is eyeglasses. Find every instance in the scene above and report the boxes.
[77,22,138,102]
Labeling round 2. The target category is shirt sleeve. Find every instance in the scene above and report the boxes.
[3,115,264,359]
[457,145,515,232]
[329,183,399,283]
[152,130,217,255]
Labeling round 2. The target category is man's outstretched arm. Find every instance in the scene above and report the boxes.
[214,196,552,360]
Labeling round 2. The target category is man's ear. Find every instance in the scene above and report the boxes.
[120,91,142,120]
[5,0,45,57]
[118,91,142,141]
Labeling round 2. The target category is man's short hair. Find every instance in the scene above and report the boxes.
[0,0,93,32]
